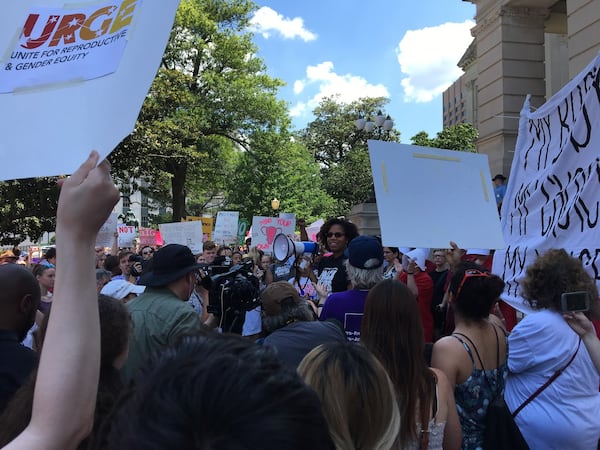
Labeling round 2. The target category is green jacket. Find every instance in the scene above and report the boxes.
[121,287,203,381]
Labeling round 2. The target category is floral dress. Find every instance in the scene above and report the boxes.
[452,327,508,450]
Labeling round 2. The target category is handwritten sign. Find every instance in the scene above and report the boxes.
[0,0,180,181]
[117,224,136,248]
[492,52,600,313]
[369,141,504,249]
[96,212,117,248]
[138,228,157,246]
[158,221,203,254]
[251,216,296,253]
[213,211,239,245]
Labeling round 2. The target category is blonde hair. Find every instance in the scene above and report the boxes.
[298,342,400,450]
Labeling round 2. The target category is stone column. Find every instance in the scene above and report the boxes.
[469,2,549,176]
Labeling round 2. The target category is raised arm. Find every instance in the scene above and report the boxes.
[5,152,119,450]
[563,311,600,375]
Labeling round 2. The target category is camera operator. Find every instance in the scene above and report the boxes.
[200,259,260,335]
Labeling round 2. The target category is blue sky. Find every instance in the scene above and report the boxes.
[249,0,476,141]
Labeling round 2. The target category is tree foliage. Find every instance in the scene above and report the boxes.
[226,131,336,222]
[108,0,289,221]
[410,123,479,152]
[298,96,400,216]
[0,177,59,245]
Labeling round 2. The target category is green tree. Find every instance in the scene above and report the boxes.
[227,131,336,222]
[109,0,289,221]
[410,123,479,152]
[298,96,400,216]
[0,177,59,245]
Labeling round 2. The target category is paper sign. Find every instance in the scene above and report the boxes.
[251,216,296,253]
[117,224,136,247]
[492,52,600,313]
[306,219,324,242]
[369,141,504,249]
[0,0,180,181]
[96,212,117,248]
[0,1,133,93]
[213,211,239,244]
[158,221,203,254]
[138,227,157,246]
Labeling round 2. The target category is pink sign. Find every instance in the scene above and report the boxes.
[139,228,157,246]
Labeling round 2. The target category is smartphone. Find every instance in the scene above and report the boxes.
[560,291,590,312]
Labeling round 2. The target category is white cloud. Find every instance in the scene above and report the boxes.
[293,80,305,94]
[249,7,317,41]
[290,61,389,117]
[396,20,474,103]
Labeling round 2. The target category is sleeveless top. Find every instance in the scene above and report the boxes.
[406,375,446,450]
[452,325,508,450]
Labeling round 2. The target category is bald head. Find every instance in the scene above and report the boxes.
[0,265,41,339]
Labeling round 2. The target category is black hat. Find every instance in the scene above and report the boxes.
[492,174,506,181]
[137,244,202,287]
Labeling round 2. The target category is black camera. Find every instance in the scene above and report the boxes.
[205,259,260,333]
[129,254,144,277]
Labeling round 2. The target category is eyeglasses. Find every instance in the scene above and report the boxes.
[455,269,490,300]
[326,232,345,238]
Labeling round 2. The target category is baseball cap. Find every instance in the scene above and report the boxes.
[261,281,301,316]
[344,235,384,269]
[101,279,145,300]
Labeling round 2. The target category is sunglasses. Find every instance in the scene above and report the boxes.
[455,269,490,299]
[142,250,154,255]
[326,232,345,238]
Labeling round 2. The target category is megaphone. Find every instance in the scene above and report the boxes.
[272,233,318,262]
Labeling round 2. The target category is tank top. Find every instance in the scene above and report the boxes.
[452,325,508,450]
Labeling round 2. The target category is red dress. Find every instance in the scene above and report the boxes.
[398,271,434,342]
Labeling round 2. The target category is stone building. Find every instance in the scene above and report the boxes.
[446,0,599,176]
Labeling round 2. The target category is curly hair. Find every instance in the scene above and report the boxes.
[318,218,359,251]
[522,249,598,311]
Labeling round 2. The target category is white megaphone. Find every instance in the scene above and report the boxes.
[272,233,318,262]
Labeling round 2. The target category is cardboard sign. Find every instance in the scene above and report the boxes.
[213,211,239,245]
[158,221,203,254]
[492,52,600,313]
[251,216,296,253]
[95,212,117,248]
[369,141,504,249]
[0,0,180,181]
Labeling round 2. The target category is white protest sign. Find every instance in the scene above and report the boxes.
[369,141,504,249]
[492,52,600,313]
[212,211,239,244]
[251,216,296,253]
[158,221,204,254]
[117,224,136,248]
[96,212,117,248]
[0,0,180,181]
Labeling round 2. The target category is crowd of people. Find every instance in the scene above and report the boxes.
[1,154,600,449]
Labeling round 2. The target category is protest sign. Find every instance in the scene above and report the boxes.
[492,52,600,313]
[369,141,504,250]
[158,221,203,254]
[96,212,117,248]
[0,0,180,181]
[138,227,157,246]
[213,211,239,245]
[306,219,324,242]
[117,224,136,248]
[251,216,296,253]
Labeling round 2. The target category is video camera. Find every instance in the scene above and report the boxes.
[202,259,260,333]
